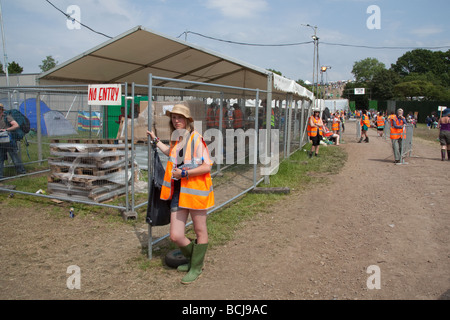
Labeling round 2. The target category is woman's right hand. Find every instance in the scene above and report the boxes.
[146,130,155,140]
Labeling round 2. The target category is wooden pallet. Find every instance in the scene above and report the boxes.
[47,139,135,203]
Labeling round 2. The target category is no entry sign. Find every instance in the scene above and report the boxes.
[88,84,122,105]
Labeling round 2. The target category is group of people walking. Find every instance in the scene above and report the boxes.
[308,107,450,164]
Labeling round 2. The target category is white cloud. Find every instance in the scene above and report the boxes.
[205,0,268,19]
[410,26,443,38]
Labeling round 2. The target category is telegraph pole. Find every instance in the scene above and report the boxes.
[302,24,319,109]
[0,0,9,87]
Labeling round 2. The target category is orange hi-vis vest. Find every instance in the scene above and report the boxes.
[233,109,243,129]
[160,131,215,210]
[361,114,370,128]
[206,107,215,127]
[307,116,323,137]
[332,116,340,132]
[215,108,227,128]
[390,116,406,140]
[377,116,385,128]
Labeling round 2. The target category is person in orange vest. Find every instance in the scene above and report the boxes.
[358,110,371,143]
[390,108,408,164]
[206,102,216,129]
[323,126,340,146]
[214,102,227,129]
[307,110,326,158]
[376,112,386,137]
[233,104,244,129]
[332,112,341,134]
[146,104,214,284]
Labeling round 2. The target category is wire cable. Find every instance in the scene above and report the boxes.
[178,31,313,47]
[179,30,450,50]
[45,0,112,39]
[321,41,450,50]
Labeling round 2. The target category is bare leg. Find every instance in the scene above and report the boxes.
[170,209,191,247]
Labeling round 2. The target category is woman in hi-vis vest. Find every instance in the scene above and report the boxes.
[307,110,326,158]
[147,104,214,285]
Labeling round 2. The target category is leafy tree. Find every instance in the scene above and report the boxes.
[267,68,282,76]
[391,49,450,87]
[0,62,4,74]
[394,80,450,101]
[7,61,23,74]
[351,58,386,82]
[296,79,312,91]
[370,69,400,100]
[39,55,58,72]
[342,81,370,109]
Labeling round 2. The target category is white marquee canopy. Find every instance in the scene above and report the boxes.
[38,26,313,101]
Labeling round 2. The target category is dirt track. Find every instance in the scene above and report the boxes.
[0,121,449,300]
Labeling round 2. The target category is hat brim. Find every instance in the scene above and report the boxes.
[165,110,193,122]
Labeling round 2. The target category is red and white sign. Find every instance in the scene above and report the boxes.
[88,84,122,105]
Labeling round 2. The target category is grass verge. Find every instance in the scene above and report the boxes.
[413,123,441,144]
[200,145,347,248]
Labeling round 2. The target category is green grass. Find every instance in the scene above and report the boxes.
[413,123,441,144]
[2,138,348,270]
[187,145,347,249]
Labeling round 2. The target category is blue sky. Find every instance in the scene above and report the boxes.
[1,0,449,83]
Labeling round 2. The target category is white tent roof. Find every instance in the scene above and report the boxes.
[38,26,313,101]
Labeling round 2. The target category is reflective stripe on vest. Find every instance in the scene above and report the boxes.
[233,109,243,128]
[377,117,385,127]
[361,114,370,127]
[307,116,323,137]
[160,131,214,210]
[332,117,339,131]
[390,117,406,140]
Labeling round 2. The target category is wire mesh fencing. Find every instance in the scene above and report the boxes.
[0,78,314,258]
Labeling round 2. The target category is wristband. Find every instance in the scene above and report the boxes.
[181,169,187,178]
[152,137,160,145]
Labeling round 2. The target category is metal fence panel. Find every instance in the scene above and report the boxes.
[0,78,314,259]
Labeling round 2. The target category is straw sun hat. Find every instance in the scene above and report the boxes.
[165,104,193,122]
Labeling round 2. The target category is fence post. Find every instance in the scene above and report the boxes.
[286,94,293,158]
[264,75,273,184]
[253,89,259,187]
[147,75,153,260]
[36,93,43,164]
[356,118,361,140]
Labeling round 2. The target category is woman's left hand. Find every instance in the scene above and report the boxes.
[172,168,183,180]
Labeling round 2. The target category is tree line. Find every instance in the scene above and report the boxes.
[342,49,450,106]
[0,56,58,75]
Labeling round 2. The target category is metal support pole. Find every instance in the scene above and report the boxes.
[124,83,130,213]
[300,100,306,147]
[36,93,42,164]
[265,74,272,184]
[147,74,154,260]
[283,96,288,159]
[253,89,259,187]
[286,94,293,158]
[130,83,136,213]
[217,92,224,174]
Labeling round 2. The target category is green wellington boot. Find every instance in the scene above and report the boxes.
[181,242,208,285]
[177,241,194,272]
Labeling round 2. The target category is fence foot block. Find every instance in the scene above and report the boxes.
[250,187,290,194]
[122,211,138,221]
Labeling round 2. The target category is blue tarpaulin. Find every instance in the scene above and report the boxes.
[77,111,101,131]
